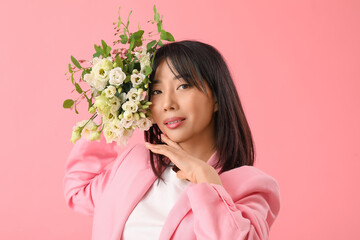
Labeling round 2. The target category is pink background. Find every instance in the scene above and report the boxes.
[1,0,359,239]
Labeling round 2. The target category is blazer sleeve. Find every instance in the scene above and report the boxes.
[186,167,280,240]
[62,134,135,216]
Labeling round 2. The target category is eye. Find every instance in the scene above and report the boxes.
[177,84,191,90]
[151,89,162,95]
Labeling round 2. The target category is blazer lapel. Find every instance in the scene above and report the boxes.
[158,151,221,239]
[158,183,193,239]
[111,162,158,239]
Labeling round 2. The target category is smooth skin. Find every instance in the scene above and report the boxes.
[145,59,222,186]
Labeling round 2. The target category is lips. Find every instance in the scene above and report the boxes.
[163,117,186,125]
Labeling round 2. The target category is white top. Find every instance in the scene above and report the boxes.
[122,165,190,240]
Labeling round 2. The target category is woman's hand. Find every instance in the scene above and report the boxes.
[145,134,223,186]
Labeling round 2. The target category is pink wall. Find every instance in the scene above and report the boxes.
[1,0,359,239]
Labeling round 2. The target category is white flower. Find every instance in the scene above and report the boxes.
[122,100,138,113]
[120,118,134,128]
[103,125,117,144]
[135,47,151,73]
[123,110,133,121]
[109,67,127,86]
[94,94,111,115]
[136,118,153,131]
[109,96,121,112]
[116,128,134,146]
[103,110,118,124]
[73,120,97,140]
[130,72,145,87]
[92,57,101,65]
[84,73,94,85]
[91,57,113,90]
[110,118,123,132]
[126,88,141,102]
[104,85,117,98]
[84,57,114,91]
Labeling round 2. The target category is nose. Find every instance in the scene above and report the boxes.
[162,91,178,111]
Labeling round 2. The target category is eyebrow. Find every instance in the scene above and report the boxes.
[152,75,182,84]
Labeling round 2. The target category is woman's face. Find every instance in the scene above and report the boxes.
[150,59,218,144]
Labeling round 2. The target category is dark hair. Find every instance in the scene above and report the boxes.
[144,40,255,181]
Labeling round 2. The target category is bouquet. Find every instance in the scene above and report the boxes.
[63,6,174,146]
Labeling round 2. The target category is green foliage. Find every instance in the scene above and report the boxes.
[63,99,74,108]
[147,40,157,51]
[75,83,83,94]
[115,56,123,69]
[144,65,152,76]
[71,56,82,69]
[64,5,175,118]
[68,63,73,73]
[160,30,175,42]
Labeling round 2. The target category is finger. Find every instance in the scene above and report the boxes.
[176,170,189,181]
[145,142,175,160]
[160,134,182,149]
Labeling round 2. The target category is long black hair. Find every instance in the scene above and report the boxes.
[145,40,255,181]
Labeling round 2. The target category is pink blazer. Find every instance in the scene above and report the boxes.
[63,135,280,240]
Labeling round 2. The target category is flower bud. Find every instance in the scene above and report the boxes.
[89,131,101,141]
[137,88,144,95]
[70,129,82,143]
[139,112,146,118]
[88,106,96,114]
[134,113,140,121]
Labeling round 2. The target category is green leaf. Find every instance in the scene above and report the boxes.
[126,10,133,28]
[129,38,135,51]
[94,44,103,57]
[74,102,79,114]
[158,40,163,46]
[84,94,93,109]
[120,34,128,44]
[70,73,74,85]
[94,44,102,52]
[153,5,160,22]
[101,40,108,50]
[82,68,91,79]
[160,30,175,41]
[68,63,73,73]
[117,7,122,27]
[144,65,152,76]
[75,83,83,94]
[71,56,82,69]
[146,40,157,51]
[128,62,134,73]
[101,40,112,57]
[115,56,123,69]
[124,75,131,83]
[93,52,101,58]
[132,30,144,40]
[157,21,162,33]
[63,99,74,108]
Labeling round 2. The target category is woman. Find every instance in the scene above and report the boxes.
[63,40,280,240]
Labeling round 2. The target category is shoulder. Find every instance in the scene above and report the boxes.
[116,142,150,166]
[220,166,280,208]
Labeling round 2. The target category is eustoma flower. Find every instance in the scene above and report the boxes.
[64,6,174,146]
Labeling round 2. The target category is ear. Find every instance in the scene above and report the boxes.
[213,100,218,112]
